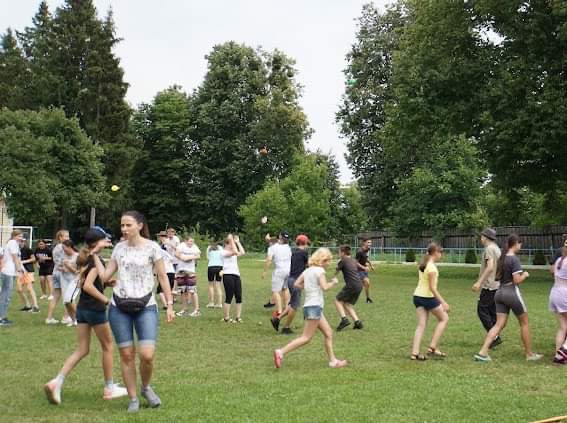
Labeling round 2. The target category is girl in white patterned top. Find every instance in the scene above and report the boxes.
[92,211,175,413]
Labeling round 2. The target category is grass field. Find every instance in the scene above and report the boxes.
[1,259,565,423]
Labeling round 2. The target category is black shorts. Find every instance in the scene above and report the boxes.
[157,273,175,294]
[336,285,363,305]
[39,267,54,277]
[208,266,223,282]
[413,295,441,311]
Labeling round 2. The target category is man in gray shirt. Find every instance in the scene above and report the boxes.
[472,228,502,348]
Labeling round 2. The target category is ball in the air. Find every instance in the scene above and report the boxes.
[259,147,268,156]
[111,185,120,192]
[261,216,268,224]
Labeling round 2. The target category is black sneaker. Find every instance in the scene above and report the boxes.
[353,320,364,330]
[0,318,13,325]
[270,317,280,332]
[19,306,32,312]
[489,336,503,350]
[281,327,294,335]
[336,318,351,331]
[263,301,276,309]
[30,307,40,313]
[366,297,373,304]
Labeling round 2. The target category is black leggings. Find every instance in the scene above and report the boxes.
[156,273,175,294]
[223,274,242,304]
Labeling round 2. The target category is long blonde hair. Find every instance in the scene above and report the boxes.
[308,248,332,267]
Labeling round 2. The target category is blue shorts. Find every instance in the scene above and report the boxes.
[52,272,61,289]
[288,276,302,310]
[76,307,108,326]
[303,305,323,320]
[108,304,159,348]
[413,295,441,311]
[358,271,369,280]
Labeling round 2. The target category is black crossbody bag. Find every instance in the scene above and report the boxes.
[113,292,153,315]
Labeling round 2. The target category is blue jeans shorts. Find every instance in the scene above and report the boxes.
[76,307,108,326]
[303,305,323,320]
[413,295,441,311]
[52,272,61,289]
[358,271,369,280]
[108,304,159,348]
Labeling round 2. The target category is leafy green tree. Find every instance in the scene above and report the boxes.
[239,154,332,249]
[0,108,106,226]
[387,135,488,237]
[0,29,31,110]
[334,184,369,243]
[131,86,192,230]
[188,42,310,234]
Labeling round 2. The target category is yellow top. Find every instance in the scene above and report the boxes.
[414,261,438,298]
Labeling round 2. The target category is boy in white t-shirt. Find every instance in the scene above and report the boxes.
[262,232,292,316]
[175,237,201,317]
[0,230,25,325]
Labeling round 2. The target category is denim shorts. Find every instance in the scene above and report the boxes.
[303,305,323,320]
[52,272,61,289]
[358,271,369,280]
[413,295,441,311]
[76,307,108,326]
[288,276,301,310]
[108,304,159,348]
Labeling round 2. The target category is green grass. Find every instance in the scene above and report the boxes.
[1,260,564,422]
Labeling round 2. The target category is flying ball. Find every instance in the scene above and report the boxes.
[261,216,268,224]
[259,147,268,156]
[111,185,120,192]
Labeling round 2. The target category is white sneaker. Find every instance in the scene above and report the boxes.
[44,379,62,405]
[45,318,60,325]
[40,295,48,300]
[206,303,214,308]
[103,383,128,400]
[61,316,73,325]
[176,310,188,317]
[214,304,223,308]
[189,310,201,317]
[66,320,77,327]
[47,295,54,301]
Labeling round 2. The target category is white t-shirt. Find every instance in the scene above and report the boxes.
[61,252,78,283]
[1,239,21,276]
[176,244,201,273]
[303,266,325,308]
[164,236,181,265]
[52,244,65,274]
[268,243,292,274]
[160,246,175,274]
[111,240,163,307]
[222,249,240,276]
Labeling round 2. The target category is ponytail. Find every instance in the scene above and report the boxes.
[62,239,78,252]
[76,246,93,289]
[419,243,442,272]
[122,210,151,239]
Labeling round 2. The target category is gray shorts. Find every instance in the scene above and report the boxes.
[287,276,301,310]
[495,284,527,316]
[272,271,289,293]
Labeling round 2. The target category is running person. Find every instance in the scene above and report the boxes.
[221,234,245,323]
[270,234,309,334]
[44,227,128,405]
[273,248,347,369]
[262,232,292,317]
[0,230,25,326]
[16,239,39,313]
[550,247,567,362]
[334,245,364,331]
[175,236,201,317]
[91,210,175,413]
[474,235,543,362]
[35,239,54,300]
[356,238,375,303]
[411,243,450,361]
[206,242,223,308]
[472,228,502,349]
[262,234,277,308]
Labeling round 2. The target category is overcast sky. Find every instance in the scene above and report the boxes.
[2,0,390,183]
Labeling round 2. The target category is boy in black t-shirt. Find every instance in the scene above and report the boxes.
[16,240,40,312]
[334,245,363,331]
[356,238,375,303]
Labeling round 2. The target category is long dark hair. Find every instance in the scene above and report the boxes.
[122,210,151,239]
[496,234,521,281]
[61,239,77,253]
[419,243,443,272]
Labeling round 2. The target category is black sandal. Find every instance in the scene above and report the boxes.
[411,353,427,361]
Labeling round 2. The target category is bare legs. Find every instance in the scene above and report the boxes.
[412,306,449,355]
[279,315,340,363]
[555,313,567,351]
[478,313,508,356]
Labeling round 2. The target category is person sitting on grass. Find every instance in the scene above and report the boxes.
[334,245,364,331]
[44,227,128,406]
[273,248,347,369]
[411,243,450,361]
[474,234,542,362]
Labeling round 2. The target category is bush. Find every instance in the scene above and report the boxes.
[465,249,477,264]
[405,249,416,262]
[533,251,547,265]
